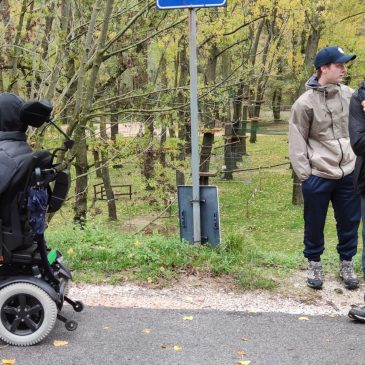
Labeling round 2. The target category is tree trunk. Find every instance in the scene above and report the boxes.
[8,0,27,93]
[199,42,219,174]
[250,9,279,143]
[71,0,113,223]
[292,169,303,205]
[100,115,117,220]
[224,80,244,179]
[272,57,284,122]
[141,117,155,190]
[222,51,234,180]
[248,18,265,144]
[295,6,324,98]
[176,35,188,186]
[272,89,282,122]
[46,0,71,99]
[73,127,88,226]
[40,2,55,60]
[0,0,10,93]
[134,38,156,191]
[159,52,168,168]
[110,103,119,143]
[233,81,245,161]
[93,149,102,178]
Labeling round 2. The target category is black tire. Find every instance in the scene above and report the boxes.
[0,283,57,346]
[65,320,78,331]
[73,301,84,312]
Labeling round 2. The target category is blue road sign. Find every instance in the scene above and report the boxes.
[157,0,227,9]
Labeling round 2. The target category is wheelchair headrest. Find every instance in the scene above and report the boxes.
[20,100,53,127]
[0,93,53,132]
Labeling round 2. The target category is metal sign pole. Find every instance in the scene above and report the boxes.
[188,8,201,244]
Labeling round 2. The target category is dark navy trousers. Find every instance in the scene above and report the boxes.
[301,173,361,261]
[360,196,365,276]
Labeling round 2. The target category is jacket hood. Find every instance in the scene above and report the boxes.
[0,92,26,132]
[306,75,321,89]
[305,75,343,97]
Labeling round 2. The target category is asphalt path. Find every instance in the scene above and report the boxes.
[1,305,365,365]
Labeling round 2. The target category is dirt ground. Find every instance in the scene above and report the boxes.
[68,270,365,317]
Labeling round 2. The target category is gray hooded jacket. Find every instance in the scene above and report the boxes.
[289,76,355,181]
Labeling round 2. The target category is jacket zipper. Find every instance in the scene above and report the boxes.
[326,97,344,179]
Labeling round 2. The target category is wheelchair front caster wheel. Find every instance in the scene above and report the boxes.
[65,320,78,331]
[74,301,84,312]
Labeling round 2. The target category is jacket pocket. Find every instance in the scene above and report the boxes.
[301,175,314,192]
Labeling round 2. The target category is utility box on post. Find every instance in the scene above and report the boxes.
[177,185,221,246]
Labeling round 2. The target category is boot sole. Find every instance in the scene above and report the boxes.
[307,282,323,290]
[348,311,365,322]
[344,284,359,290]
[341,278,359,290]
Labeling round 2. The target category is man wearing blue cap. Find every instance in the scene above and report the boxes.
[289,46,361,290]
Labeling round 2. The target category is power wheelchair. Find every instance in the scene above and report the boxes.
[0,94,83,346]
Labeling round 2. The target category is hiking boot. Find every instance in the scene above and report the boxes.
[340,260,359,290]
[307,261,323,289]
[348,306,365,322]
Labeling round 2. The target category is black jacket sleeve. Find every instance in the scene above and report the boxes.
[349,90,365,156]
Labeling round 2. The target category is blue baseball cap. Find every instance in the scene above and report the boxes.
[314,46,356,69]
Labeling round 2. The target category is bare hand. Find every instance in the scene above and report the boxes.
[362,100,365,113]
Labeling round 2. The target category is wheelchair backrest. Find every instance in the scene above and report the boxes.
[0,93,71,260]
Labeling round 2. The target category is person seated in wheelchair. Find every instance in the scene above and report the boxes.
[0,92,82,346]
[0,92,65,259]
[0,92,48,196]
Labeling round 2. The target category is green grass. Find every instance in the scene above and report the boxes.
[46,134,364,289]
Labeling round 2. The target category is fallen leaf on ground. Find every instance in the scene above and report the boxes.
[147,277,153,284]
[161,343,168,349]
[298,316,309,321]
[102,326,109,330]
[2,360,15,365]
[235,361,251,365]
[53,340,68,347]
[173,345,182,351]
[143,328,151,334]
[67,248,74,255]
[241,337,250,342]
[235,350,247,356]
[183,316,193,321]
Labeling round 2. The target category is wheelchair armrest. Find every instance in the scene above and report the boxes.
[47,170,70,213]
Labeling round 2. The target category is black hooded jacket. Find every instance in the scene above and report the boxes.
[0,93,32,195]
[349,82,365,195]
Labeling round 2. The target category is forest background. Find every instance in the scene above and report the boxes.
[1,0,365,288]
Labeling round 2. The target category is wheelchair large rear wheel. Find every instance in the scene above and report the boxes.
[0,283,57,346]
